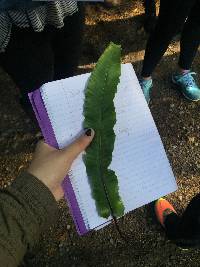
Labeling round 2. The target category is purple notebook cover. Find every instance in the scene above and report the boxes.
[28,89,88,235]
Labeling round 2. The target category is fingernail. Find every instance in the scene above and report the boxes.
[85,128,92,136]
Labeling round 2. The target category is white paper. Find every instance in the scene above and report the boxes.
[41,64,177,230]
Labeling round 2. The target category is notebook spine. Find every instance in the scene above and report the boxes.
[41,88,90,232]
[67,169,90,230]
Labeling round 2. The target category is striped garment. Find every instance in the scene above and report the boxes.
[0,1,78,52]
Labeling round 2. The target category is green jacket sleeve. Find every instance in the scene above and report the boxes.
[0,171,59,267]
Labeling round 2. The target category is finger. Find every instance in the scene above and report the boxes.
[63,128,95,161]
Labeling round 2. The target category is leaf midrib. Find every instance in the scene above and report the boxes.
[98,70,113,214]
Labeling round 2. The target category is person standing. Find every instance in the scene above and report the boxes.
[139,0,200,103]
[0,1,85,121]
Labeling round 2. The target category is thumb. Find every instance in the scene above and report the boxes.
[63,128,95,161]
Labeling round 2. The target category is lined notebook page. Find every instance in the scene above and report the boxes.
[41,64,177,230]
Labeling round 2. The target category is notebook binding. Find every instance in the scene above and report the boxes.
[68,169,90,230]
[41,87,90,232]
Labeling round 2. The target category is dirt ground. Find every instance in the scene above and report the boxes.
[0,1,200,266]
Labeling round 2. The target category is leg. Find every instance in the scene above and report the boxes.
[165,194,200,248]
[0,26,54,116]
[171,0,200,102]
[141,0,196,77]
[144,0,156,17]
[52,3,85,80]
[103,0,121,8]
[178,0,200,70]
[143,0,156,33]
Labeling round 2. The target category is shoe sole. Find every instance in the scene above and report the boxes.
[171,78,200,102]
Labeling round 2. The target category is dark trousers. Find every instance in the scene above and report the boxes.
[0,4,85,114]
[141,0,200,77]
[144,0,156,17]
[165,193,200,249]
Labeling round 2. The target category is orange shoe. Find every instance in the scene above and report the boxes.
[155,198,177,227]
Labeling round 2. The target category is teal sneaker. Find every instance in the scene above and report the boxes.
[139,78,153,104]
[172,72,200,101]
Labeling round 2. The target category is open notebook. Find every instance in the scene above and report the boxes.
[29,63,177,235]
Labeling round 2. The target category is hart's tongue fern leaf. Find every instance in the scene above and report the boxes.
[83,43,125,219]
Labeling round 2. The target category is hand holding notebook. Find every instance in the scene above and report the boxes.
[28,129,95,201]
[29,63,177,235]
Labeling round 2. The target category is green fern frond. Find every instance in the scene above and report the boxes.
[83,42,125,219]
